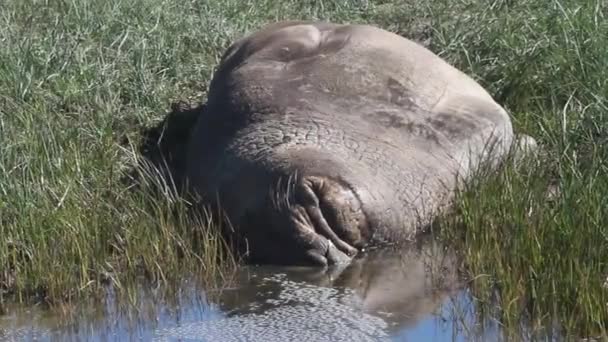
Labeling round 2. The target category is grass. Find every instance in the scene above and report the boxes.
[0,0,375,307]
[0,0,606,339]
[405,0,608,339]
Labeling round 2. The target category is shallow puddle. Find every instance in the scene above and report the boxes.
[0,240,504,341]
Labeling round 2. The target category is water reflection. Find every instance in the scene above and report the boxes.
[0,237,480,341]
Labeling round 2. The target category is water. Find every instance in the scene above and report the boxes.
[0,240,501,342]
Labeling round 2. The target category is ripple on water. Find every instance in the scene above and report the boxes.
[0,326,51,342]
[1,241,471,341]
[152,274,390,342]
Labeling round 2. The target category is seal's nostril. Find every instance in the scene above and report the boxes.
[325,240,352,266]
[306,176,370,248]
[305,249,328,267]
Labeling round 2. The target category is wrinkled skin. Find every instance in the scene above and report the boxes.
[185,21,515,266]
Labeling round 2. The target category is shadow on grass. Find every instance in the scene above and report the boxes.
[128,101,205,193]
[122,100,242,271]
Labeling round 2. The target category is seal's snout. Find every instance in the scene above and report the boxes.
[303,176,369,251]
[277,175,369,266]
[240,173,369,267]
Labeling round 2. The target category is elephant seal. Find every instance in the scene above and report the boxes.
[184,21,515,266]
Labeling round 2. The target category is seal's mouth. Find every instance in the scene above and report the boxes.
[240,175,369,267]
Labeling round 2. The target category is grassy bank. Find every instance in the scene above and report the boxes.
[1,0,606,339]
[403,0,607,339]
[0,0,379,306]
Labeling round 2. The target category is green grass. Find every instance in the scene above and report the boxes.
[0,0,606,339]
[406,0,608,339]
[0,0,374,307]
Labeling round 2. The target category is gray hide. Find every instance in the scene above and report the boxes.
[185,21,514,266]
